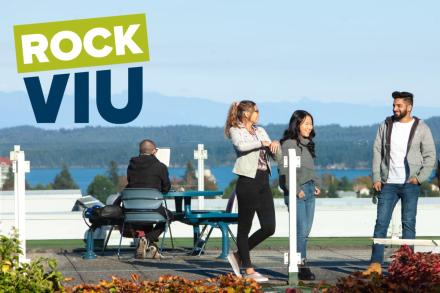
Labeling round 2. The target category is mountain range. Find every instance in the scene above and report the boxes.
[1,91,439,128]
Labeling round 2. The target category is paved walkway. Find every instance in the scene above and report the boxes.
[28,245,393,290]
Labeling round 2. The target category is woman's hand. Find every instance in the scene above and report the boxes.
[314,187,321,196]
[269,140,280,154]
[297,190,305,199]
[261,141,271,147]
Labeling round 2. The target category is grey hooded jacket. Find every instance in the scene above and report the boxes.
[278,137,321,195]
[372,116,436,184]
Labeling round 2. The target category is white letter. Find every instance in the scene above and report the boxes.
[21,34,49,64]
[84,27,112,58]
[114,24,143,55]
[50,31,82,61]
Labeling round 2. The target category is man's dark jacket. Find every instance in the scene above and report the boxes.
[126,154,171,193]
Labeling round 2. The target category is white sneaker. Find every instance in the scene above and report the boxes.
[244,272,269,283]
[135,237,149,259]
[227,252,242,277]
[146,244,169,259]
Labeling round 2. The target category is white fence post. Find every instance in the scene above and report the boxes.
[194,144,207,209]
[10,145,30,264]
[287,148,301,285]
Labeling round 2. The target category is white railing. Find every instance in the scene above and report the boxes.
[10,145,30,264]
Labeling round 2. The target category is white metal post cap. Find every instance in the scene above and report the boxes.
[283,155,301,168]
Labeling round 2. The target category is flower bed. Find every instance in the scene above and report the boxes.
[65,274,262,293]
[306,245,440,292]
[1,230,262,292]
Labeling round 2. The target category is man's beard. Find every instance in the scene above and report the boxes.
[394,109,408,120]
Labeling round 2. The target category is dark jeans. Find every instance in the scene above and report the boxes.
[296,181,316,261]
[370,183,420,264]
[236,170,276,268]
[127,206,172,243]
[284,181,316,261]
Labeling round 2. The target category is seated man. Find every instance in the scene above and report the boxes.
[117,139,172,259]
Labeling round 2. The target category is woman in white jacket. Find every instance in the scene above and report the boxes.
[224,100,280,283]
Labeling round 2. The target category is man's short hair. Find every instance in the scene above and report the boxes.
[392,91,413,105]
[139,139,156,155]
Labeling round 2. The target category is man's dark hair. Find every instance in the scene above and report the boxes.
[392,91,413,105]
[139,139,156,155]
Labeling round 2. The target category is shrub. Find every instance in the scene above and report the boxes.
[66,273,263,292]
[306,245,440,292]
[388,245,440,290]
[1,229,261,292]
[0,229,64,292]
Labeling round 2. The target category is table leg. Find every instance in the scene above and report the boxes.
[193,225,200,247]
[83,228,97,260]
[218,222,229,259]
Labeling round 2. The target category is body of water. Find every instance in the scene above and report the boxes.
[26,166,370,194]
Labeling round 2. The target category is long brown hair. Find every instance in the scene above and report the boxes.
[224,100,256,138]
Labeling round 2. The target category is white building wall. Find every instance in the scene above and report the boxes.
[1,191,440,242]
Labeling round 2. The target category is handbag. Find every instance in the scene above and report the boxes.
[89,205,124,227]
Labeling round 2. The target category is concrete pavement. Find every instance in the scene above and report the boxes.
[28,245,394,291]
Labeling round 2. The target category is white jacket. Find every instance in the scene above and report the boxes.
[230,125,281,178]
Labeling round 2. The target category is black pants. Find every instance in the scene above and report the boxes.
[128,206,172,243]
[236,170,276,268]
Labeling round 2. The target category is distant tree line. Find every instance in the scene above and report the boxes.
[1,160,218,204]
[0,117,438,168]
[2,160,438,201]
[222,174,440,199]
[84,160,218,203]
[1,164,79,191]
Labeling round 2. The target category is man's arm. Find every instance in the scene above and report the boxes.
[160,165,171,194]
[415,124,437,183]
[126,158,134,187]
[372,123,384,191]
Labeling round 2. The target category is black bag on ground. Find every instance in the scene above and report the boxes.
[89,205,124,227]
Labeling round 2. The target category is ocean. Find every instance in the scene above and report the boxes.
[26,166,370,194]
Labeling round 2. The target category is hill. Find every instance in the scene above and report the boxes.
[0,117,438,168]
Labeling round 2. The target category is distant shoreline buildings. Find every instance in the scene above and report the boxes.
[0,157,11,189]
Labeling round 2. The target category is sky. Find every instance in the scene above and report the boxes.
[1,0,440,108]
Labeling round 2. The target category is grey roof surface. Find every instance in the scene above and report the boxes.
[28,245,395,291]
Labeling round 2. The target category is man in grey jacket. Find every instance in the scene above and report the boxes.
[364,91,436,276]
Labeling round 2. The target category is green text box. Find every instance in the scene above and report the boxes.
[14,14,149,73]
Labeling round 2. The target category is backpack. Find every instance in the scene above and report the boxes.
[88,205,124,227]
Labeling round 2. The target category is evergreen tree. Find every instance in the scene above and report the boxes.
[182,161,197,190]
[1,167,14,190]
[52,164,79,189]
[107,160,121,190]
[31,183,52,190]
[326,183,339,198]
[223,179,237,199]
[1,166,32,191]
[87,175,116,203]
[339,176,353,191]
[320,174,339,198]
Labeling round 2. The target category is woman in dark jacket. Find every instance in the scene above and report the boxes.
[278,110,321,280]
